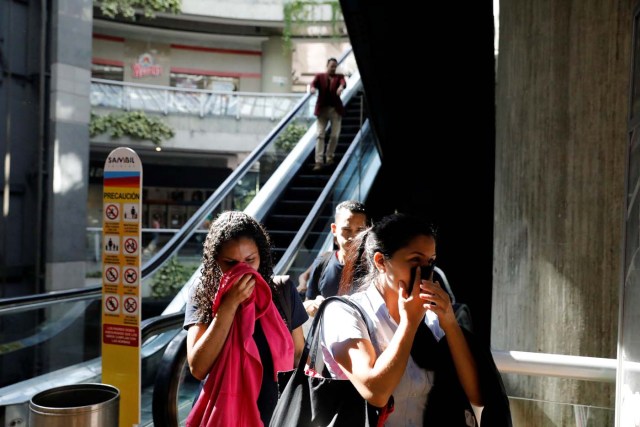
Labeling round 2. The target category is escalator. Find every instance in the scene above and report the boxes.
[0,48,381,427]
[263,90,367,271]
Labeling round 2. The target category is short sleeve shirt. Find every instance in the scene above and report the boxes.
[305,251,342,300]
[319,285,445,427]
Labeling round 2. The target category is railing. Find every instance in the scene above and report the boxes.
[148,335,620,426]
[91,78,306,120]
[493,351,618,425]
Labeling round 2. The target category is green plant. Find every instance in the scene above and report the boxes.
[150,257,199,298]
[234,188,257,211]
[90,111,175,146]
[282,0,343,51]
[95,0,181,19]
[274,122,308,152]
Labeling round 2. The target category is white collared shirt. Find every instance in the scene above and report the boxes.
[319,285,444,427]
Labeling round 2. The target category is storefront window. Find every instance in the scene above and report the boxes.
[169,72,238,91]
[92,64,124,81]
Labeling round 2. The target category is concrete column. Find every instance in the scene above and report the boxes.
[261,36,292,93]
[493,0,631,424]
[45,0,93,291]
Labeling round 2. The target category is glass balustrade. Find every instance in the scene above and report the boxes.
[91,79,306,120]
[0,298,102,388]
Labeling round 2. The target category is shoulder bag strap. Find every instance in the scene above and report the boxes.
[305,296,371,370]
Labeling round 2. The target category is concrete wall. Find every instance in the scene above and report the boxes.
[261,37,292,92]
[493,0,632,424]
[46,0,94,291]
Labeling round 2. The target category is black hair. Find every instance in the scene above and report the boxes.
[192,210,276,323]
[338,212,437,295]
[335,200,368,218]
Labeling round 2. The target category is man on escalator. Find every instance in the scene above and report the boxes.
[300,200,368,317]
[310,57,346,171]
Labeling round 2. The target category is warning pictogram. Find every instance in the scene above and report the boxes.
[104,294,120,314]
[103,264,120,284]
[123,237,139,255]
[104,203,120,222]
[123,203,139,221]
[123,296,139,315]
[123,267,138,285]
[104,235,120,253]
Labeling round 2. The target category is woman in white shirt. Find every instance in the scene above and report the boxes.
[319,213,487,427]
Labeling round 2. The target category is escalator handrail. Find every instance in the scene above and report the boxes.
[0,289,188,331]
[0,310,186,407]
[0,286,101,314]
[152,329,189,427]
[140,311,185,343]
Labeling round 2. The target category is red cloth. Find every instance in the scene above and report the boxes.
[186,263,294,427]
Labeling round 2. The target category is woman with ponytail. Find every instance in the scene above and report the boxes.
[320,212,512,426]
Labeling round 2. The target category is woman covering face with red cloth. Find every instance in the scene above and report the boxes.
[184,211,307,426]
[187,262,294,427]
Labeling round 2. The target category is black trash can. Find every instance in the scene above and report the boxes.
[29,383,119,427]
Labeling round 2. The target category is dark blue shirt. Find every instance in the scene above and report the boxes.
[305,251,343,299]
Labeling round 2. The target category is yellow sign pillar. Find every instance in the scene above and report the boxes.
[101,147,142,427]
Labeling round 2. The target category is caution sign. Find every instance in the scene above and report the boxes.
[104,236,120,254]
[104,203,120,222]
[123,267,139,286]
[123,296,139,316]
[103,264,120,285]
[104,294,121,315]
[123,203,140,222]
[123,236,139,256]
[101,147,142,427]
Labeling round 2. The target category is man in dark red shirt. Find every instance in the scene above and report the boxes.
[310,58,346,171]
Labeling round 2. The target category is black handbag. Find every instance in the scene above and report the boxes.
[269,296,390,427]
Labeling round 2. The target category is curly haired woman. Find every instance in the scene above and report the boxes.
[183,211,308,427]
